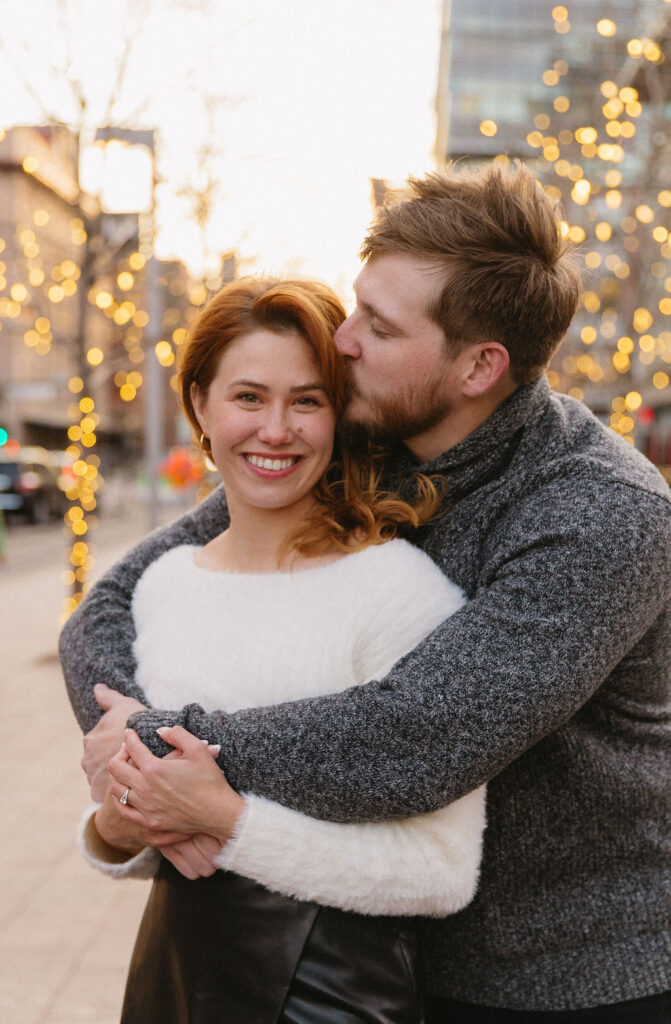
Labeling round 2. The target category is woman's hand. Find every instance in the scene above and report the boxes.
[108,725,246,845]
[82,684,147,800]
[94,784,187,854]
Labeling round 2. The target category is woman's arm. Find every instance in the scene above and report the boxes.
[109,726,485,916]
[60,485,229,733]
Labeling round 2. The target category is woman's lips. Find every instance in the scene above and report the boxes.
[243,453,304,477]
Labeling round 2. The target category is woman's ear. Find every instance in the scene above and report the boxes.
[190,381,207,435]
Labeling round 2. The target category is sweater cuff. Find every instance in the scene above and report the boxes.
[77,805,161,880]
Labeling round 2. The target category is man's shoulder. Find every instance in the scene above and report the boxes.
[519,391,671,506]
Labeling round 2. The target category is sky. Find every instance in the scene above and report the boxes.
[0,0,443,299]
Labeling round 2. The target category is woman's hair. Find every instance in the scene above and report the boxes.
[179,277,441,557]
[362,161,581,385]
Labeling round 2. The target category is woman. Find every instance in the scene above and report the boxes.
[77,278,485,1024]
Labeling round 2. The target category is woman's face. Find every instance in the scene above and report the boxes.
[192,328,337,519]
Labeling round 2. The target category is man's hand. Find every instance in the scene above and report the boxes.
[82,684,147,800]
[159,834,222,880]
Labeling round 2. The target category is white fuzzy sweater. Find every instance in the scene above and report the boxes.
[80,539,486,916]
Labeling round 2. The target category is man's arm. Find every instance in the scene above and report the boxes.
[127,477,671,822]
[60,485,229,733]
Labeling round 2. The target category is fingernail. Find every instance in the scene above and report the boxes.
[156,727,168,735]
[208,744,221,755]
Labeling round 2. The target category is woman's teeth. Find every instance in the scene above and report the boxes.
[245,454,297,471]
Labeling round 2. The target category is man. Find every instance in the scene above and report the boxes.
[61,162,671,1020]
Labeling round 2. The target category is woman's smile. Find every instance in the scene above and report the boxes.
[242,453,304,476]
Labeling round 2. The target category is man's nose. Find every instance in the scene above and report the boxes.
[334,315,361,358]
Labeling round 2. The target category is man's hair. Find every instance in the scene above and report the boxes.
[361,161,581,384]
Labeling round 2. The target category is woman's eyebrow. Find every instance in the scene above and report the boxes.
[229,379,326,393]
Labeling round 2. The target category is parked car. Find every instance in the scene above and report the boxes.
[0,446,71,523]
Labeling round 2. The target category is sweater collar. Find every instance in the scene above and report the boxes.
[390,375,551,501]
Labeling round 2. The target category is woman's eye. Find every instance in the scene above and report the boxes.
[294,396,320,408]
[237,393,261,404]
[371,324,389,339]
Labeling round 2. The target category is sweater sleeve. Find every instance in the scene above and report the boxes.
[128,477,671,820]
[77,805,161,880]
[214,785,486,916]
[59,486,229,733]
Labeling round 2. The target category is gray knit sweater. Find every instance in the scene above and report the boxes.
[60,376,671,1011]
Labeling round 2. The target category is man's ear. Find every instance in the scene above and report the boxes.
[461,343,510,398]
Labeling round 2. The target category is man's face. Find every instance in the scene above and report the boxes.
[334,253,458,448]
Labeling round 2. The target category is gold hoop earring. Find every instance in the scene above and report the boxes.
[199,432,212,457]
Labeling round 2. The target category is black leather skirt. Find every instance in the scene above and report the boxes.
[121,860,424,1024]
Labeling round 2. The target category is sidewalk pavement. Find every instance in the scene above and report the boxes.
[0,509,182,1024]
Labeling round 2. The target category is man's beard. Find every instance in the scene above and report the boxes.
[339,372,450,449]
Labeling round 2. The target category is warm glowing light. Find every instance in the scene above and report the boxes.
[653,372,669,389]
[552,5,568,21]
[95,291,113,309]
[117,271,134,291]
[580,326,597,344]
[635,205,654,224]
[653,227,669,243]
[583,291,600,313]
[22,156,38,173]
[605,190,622,210]
[526,132,544,148]
[619,87,638,103]
[68,377,84,394]
[86,347,104,366]
[48,285,65,303]
[571,179,591,205]
[568,225,585,243]
[33,209,49,226]
[627,39,643,57]
[553,96,570,113]
[633,308,653,333]
[79,397,95,414]
[575,127,597,145]
[596,19,616,37]
[595,222,612,241]
[658,190,671,208]
[617,337,634,355]
[624,391,642,411]
[479,120,498,137]
[584,252,601,268]
[155,341,175,366]
[10,284,28,302]
[644,40,661,62]
[120,384,137,401]
[612,352,630,372]
[542,70,560,87]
